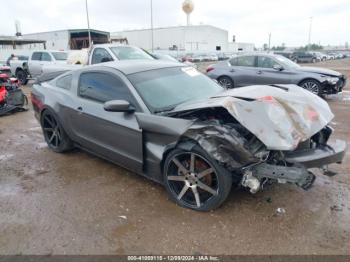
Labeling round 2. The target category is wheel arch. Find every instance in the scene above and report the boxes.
[298,77,322,86]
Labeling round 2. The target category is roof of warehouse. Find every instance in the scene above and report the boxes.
[112,24,227,34]
[0,36,46,45]
[23,29,110,36]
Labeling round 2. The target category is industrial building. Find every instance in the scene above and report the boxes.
[23,29,110,50]
[111,25,254,53]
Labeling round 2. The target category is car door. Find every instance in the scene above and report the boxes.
[228,55,257,86]
[28,52,43,77]
[68,68,143,173]
[254,56,293,85]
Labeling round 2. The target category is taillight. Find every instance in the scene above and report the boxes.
[206,67,214,73]
[257,95,274,102]
[31,92,44,110]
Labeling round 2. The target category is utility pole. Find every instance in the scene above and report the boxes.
[308,16,313,50]
[150,0,154,52]
[85,0,92,48]
[268,33,271,52]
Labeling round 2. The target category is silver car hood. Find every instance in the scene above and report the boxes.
[171,84,333,150]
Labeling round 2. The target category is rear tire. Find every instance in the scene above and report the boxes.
[218,76,234,89]
[163,145,232,211]
[16,69,28,85]
[40,110,73,153]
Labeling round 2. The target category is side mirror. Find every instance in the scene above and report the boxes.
[104,100,135,113]
[273,64,284,71]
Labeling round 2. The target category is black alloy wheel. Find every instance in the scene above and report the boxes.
[164,146,232,211]
[41,110,73,153]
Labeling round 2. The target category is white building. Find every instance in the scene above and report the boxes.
[112,25,236,52]
[23,29,110,50]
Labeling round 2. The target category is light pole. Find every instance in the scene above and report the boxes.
[85,0,92,48]
[308,16,313,50]
[150,0,154,52]
[268,33,271,52]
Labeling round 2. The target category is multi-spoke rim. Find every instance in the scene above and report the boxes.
[42,114,62,148]
[166,153,219,208]
[219,77,233,89]
[302,81,319,95]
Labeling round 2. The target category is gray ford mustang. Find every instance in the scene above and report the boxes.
[206,53,346,96]
[31,60,346,211]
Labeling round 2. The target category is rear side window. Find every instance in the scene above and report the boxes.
[91,48,114,64]
[257,56,281,68]
[56,74,72,90]
[31,52,42,61]
[236,56,256,67]
[229,57,237,66]
[78,72,138,107]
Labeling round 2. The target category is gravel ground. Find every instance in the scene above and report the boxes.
[0,59,350,255]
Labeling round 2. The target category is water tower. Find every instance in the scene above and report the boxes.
[182,0,194,26]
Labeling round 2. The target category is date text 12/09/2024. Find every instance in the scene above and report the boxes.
[127,255,220,261]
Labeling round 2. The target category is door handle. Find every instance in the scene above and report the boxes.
[230,69,235,72]
[257,70,262,75]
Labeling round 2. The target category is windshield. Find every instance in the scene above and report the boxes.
[128,67,223,113]
[52,52,68,61]
[110,46,154,60]
[275,55,300,68]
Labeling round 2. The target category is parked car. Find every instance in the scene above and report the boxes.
[207,53,346,96]
[10,50,68,84]
[311,52,326,61]
[41,44,155,77]
[292,51,320,63]
[152,53,197,69]
[31,60,346,211]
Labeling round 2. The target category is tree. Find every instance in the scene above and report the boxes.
[296,43,323,51]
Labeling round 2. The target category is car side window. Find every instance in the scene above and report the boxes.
[78,72,138,107]
[257,56,281,69]
[41,53,52,62]
[236,56,255,67]
[91,48,114,65]
[229,57,237,66]
[56,74,72,90]
[31,52,42,61]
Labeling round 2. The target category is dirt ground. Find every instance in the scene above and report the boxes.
[1,59,350,255]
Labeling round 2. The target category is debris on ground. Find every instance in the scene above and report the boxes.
[118,215,127,220]
[330,205,343,212]
[275,208,286,216]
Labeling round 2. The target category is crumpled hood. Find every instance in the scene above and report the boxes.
[297,66,341,77]
[172,84,334,150]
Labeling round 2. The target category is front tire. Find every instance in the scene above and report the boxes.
[163,145,232,211]
[299,79,322,96]
[40,110,73,153]
[218,76,234,89]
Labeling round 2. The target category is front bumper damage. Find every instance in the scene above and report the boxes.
[242,140,347,192]
[322,75,347,94]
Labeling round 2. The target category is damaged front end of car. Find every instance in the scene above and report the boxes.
[163,84,346,193]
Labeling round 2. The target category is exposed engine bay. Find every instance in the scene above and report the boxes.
[166,93,346,193]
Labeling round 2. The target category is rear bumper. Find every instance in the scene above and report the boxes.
[284,140,347,168]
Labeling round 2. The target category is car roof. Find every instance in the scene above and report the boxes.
[98,60,184,75]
